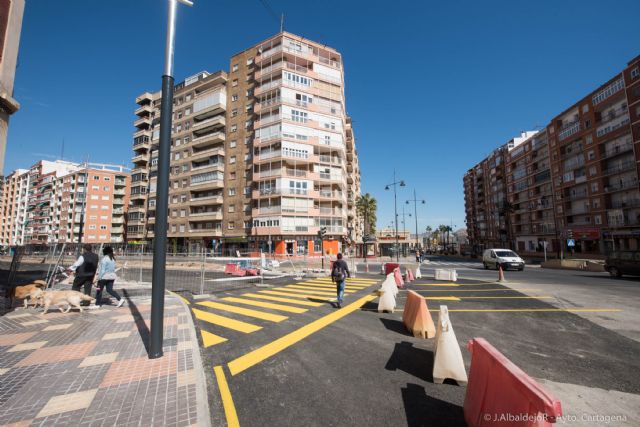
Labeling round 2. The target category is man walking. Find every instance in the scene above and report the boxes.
[68,244,99,305]
[331,253,351,309]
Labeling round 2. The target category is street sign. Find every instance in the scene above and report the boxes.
[567,239,575,247]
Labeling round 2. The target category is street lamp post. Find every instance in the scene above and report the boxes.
[406,189,425,251]
[149,0,193,360]
[385,170,405,262]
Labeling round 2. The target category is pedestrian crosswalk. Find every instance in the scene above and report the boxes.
[192,277,380,348]
[422,261,483,269]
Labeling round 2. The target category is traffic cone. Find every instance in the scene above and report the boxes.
[498,264,506,282]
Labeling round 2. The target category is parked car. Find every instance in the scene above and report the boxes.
[605,251,640,278]
[482,249,525,271]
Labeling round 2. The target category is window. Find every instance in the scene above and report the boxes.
[228,188,236,196]
[586,134,593,145]
[594,215,602,225]
[102,186,110,191]
[180,209,186,217]
[245,120,252,128]
[244,153,251,161]
[591,182,598,192]
[246,89,253,97]
[232,94,238,102]
[89,225,96,230]
[93,176,100,180]
[172,210,177,217]
[246,57,253,66]
[232,63,239,72]
[244,186,251,195]
[245,136,251,145]
[101,195,109,200]
[89,215,97,220]
[101,205,109,210]
[228,221,235,230]
[631,67,640,79]
[589,166,597,176]
[179,224,185,232]
[593,198,600,209]
[232,79,238,87]
[172,195,178,204]
[171,225,177,232]
[230,140,237,148]
[228,205,235,213]
[90,195,99,200]
[231,124,237,133]
[100,215,108,220]
[230,172,236,180]
[587,150,595,160]
[230,156,236,164]
[582,104,589,114]
[231,108,238,117]
[90,204,98,209]
[291,110,308,123]
[104,177,111,181]
[100,225,107,230]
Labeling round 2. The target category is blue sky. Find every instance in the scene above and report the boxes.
[6,0,640,232]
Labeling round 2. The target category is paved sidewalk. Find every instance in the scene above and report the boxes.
[0,294,209,427]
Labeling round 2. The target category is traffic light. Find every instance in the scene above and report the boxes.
[319,227,327,239]
[567,229,573,239]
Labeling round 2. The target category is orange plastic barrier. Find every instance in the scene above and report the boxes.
[464,338,563,426]
[393,268,405,288]
[402,290,435,339]
[384,263,400,275]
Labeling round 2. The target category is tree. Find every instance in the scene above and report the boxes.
[425,226,432,249]
[356,193,377,259]
[356,193,377,237]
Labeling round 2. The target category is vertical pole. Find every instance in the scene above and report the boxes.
[200,247,205,295]
[413,189,419,250]
[150,0,178,359]
[393,170,399,263]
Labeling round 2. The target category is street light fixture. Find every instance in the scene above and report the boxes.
[150,0,193,360]
[406,189,426,252]
[385,169,405,262]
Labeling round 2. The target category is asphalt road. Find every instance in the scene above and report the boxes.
[182,259,640,427]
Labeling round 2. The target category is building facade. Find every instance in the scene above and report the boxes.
[464,55,640,257]
[0,0,25,174]
[0,160,130,246]
[130,32,361,256]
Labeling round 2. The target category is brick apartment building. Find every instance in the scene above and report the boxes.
[464,55,640,257]
[130,32,361,256]
[0,160,130,246]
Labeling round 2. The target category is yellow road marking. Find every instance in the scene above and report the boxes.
[274,287,338,297]
[259,290,330,300]
[222,297,308,314]
[413,288,541,292]
[284,285,354,294]
[201,330,227,348]
[197,301,288,323]
[228,294,377,376]
[192,308,262,333]
[167,290,190,305]
[297,281,368,289]
[307,278,376,285]
[242,293,324,307]
[424,296,461,301]
[458,296,554,299]
[213,366,240,427]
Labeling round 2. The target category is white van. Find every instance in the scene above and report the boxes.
[482,249,525,271]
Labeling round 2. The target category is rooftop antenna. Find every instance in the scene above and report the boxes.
[60,138,64,161]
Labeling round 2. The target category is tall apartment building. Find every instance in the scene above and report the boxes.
[129,71,227,250]
[0,160,130,246]
[131,32,361,256]
[0,0,25,174]
[0,167,28,245]
[345,117,362,245]
[464,55,640,256]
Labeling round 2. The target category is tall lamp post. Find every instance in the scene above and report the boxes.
[150,0,193,360]
[385,170,405,262]
[406,189,425,251]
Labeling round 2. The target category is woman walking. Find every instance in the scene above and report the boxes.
[96,246,125,307]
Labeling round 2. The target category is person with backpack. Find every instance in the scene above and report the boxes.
[331,253,351,308]
[95,246,125,307]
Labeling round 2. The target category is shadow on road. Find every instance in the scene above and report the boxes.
[380,317,411,336]
[385,340,434,383]
[123,289,149,354]
[402,382,465,427]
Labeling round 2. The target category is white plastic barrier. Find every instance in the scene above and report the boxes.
[382,273,398,297]
[415,267,422,279]
[377,273,397,312]
[433,305,468,385]
[434,269,457,281]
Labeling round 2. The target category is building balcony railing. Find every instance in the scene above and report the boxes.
[565,190,589,200]
[189,211,223,220]
[605,179,638,193]
[603,161,636,176]
[558,121,581,141]
[602,142,634,159]
[192,131,225,147]
[607,218,640,227]
[596,115,630,138]
[609,199,640,209]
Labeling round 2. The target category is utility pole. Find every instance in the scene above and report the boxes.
[406,189,425,251]
[149,0,193,360]
[385,170,405,262]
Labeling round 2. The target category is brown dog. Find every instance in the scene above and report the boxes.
[10,280,47,308]
[42,290,96,314]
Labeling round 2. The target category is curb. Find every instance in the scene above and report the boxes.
[171,291,212,427]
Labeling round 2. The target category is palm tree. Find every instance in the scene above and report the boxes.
[356,193,377,258]
[425,226,432,250]
[438,224,448,252]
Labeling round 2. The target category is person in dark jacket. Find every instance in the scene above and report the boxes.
[68,244,99,305]
[331,253,351,309]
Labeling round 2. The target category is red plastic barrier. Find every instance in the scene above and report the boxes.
[464,338,563,426]
[393,268,405,288]
[245,268,259,276]
[406,268,415,282]
[224,264,240,275]
[384,262,400,275]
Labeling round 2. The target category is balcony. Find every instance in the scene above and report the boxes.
[605,179,638,193]
[188,227,223,236]
[113,197,125,206]
[603,142,633,159]
[114,178,127,186]
[132,154,148,165]
[191,162,224,173]
[192,131,225,148]
[130,192,147,200]
[192,115,225,135]
[558,121,581,141]
[610,199,640,209]
[134,116,152,129]
[189,211,223,221]
[191,147,224,161]
[136,92,153,105]
[192,97,225,121]
[603,161,635,176]
[114,189,126,196]
[110,227,124,234]
[190,195,223,206]
[112,217,125,225]
[135,104,153,116]
[608,218,640,227]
